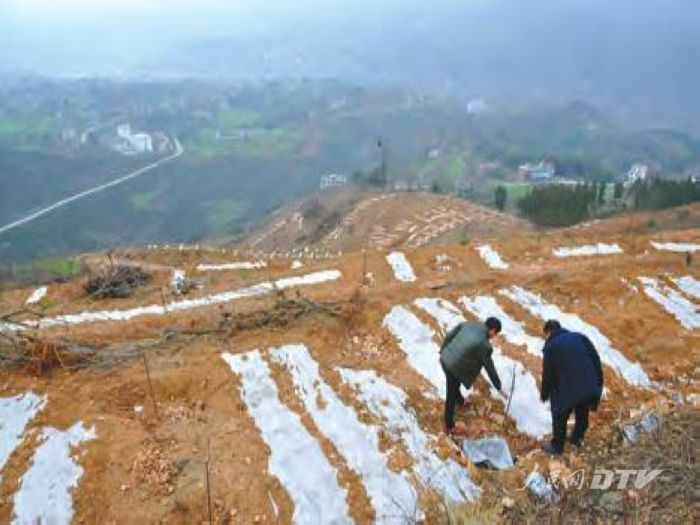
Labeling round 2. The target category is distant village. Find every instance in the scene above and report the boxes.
[515,159,697,187]
[515,160,655,188]
[318,159,688,194]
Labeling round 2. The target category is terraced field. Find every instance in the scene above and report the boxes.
[0,204,698,523]
[242,191,529,257]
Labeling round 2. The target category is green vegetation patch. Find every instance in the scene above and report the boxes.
[13,256,87,282]
[518,184,599,226]
[501,182,533,200]
[204,198,250,233]
[228,127,305,157]
[186,128,230,158]
[218,109,262,130]
[0,116,60,150]
[186,126,304,159]
[34,257,85,279]
[128,191,159,211]
[631,178,700,210]
[445,156,467,181]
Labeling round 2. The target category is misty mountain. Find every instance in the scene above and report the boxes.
[2,0,698,131]
[168,1,699,131]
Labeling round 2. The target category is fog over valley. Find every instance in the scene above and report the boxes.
[2,0,699,129]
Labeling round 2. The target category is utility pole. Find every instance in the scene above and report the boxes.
[377,137,388,190]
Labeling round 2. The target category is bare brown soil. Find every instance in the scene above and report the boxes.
[0,197,698,524]
[241,189,530,255]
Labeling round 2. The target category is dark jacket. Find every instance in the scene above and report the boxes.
[541,328,604,415]
[440,322,502,390]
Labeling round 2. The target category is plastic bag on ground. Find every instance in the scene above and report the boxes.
[462,436,514,470]
[622,411,662,443]
[525,472,557,502]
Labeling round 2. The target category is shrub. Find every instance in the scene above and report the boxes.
[84,265,151,298]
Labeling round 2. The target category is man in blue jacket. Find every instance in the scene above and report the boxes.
[540,320,604,455]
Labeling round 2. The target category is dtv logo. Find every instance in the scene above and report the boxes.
[590,469,664,490]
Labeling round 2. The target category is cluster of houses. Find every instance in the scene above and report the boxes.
[624,163,649,187]
[516,160,585,186]
[319,173,348,190]
[319,172,434,193]
[517,160,558,184]
[79,123,174,156]
[115,124,153,155]
[112,124,172,156]
[392,180,432,192]
[319,158,694,195]
[516,159,674,189]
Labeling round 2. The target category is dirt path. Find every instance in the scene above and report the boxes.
[0,138,183,236]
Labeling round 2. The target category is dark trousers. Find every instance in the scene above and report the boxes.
[443,363,466,429]
[551,402,590,453]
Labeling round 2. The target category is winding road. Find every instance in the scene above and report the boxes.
[0,138,183,236]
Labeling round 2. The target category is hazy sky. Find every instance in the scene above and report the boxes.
[2,0,696,73]
[2,0,698,129]
[0,0,479,72]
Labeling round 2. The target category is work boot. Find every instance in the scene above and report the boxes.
[568,436,584,449]
[540,442,562,456]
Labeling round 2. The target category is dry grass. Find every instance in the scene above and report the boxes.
[443,501,501,524]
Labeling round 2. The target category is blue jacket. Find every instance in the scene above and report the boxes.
[541,329,603,415]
